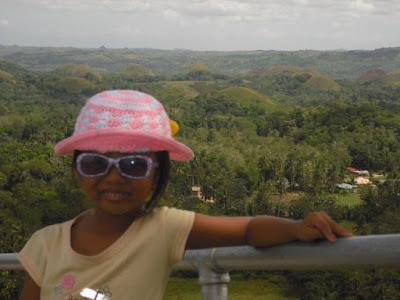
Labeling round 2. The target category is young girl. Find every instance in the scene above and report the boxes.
[18,90,353,299]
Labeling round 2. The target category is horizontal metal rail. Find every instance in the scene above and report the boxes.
[2,234,400,300]
[176,234,400,271]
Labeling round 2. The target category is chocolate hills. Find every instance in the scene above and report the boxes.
[1,45,400,79]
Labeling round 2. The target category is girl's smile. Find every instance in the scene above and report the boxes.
[101,190,131,202]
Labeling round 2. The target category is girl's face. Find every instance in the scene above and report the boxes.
[75,152,159,217]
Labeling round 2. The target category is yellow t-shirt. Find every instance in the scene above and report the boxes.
[18,206,195,300]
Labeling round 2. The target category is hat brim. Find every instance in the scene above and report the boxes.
[54,129,194,161]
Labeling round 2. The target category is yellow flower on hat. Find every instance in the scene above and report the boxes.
[169,120,179,137]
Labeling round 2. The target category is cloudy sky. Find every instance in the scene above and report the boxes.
[1,0,399,51]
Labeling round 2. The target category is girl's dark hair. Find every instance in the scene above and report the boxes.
[145,151,170,213]
[72,150,171,216]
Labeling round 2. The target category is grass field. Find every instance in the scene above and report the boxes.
[164,277,300,300]
[335,193,363,207]
[270,192,363,208]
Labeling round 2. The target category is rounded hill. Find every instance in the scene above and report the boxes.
[54,77,96,94]
[252,65,341,92]
[55,64,102,81]
[0,70,16,84]
[123,64,154,76]
[216,86,278,112]
[303,74,341,92]
[156,82,199,103]
[357,69,387,83]
[357,69,400,87]
[182,63,213,74]
[0,61,35,77]
[264,65,314,76]
[376,71,400,87]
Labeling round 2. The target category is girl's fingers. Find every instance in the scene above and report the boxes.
[303,211,353,242]
[313,214,337,242]
[320,211,354,238]
[330,221,354,237]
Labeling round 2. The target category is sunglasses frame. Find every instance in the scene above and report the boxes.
[76,153,159,179]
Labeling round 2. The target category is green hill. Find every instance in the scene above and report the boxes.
[174,63,226,80]
[182,63,213,74]
[156,82,199,103]
[54,77,96,94]
[0,60,35,77]
[357,69,400,87]
[357,69,387,83]
[264,65,313,76]
[55,64,102,81]
[303,73,341,92]
[0,70,16,84]
[216,86,278,111]
[260,65,341,92]
[375,71,400,87]
[123,64,154,77]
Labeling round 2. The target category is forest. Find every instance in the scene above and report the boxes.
[1,46,400,299]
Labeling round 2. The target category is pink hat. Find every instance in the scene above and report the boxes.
[54,90,194,161]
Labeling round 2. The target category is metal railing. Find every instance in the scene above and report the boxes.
[2,234,400,299]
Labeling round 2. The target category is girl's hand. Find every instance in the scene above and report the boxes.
[296,211,354,243]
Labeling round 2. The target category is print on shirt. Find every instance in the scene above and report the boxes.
[62,274,76,290]
[54,273,112,299]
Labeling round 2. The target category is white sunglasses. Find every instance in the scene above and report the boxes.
[76,153,159,179]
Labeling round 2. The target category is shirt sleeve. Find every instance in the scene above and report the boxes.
[18,228,50,287]
[161,207,195,266]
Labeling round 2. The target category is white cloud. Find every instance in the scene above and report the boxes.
[106,25,145,39]
[13,0,394,27]
[28,0,327,21]
[292,0,308,5]
[262,28,283,39]
[350,0,376,13]
[0,19,9,28]
[163,9,179,20]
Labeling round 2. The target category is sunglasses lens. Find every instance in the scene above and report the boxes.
[80,155,109,176]
[120,157,149,178]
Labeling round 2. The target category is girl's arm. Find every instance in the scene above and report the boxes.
[20,274,40,300]
[186,211,353,249]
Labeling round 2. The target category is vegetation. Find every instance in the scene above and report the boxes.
[1,47,400,298]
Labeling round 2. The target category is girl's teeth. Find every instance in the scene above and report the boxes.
[105,192,125,201]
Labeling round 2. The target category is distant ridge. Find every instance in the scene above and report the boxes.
[1,45,400,79]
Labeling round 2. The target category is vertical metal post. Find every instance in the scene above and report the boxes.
[198,265,230,300]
